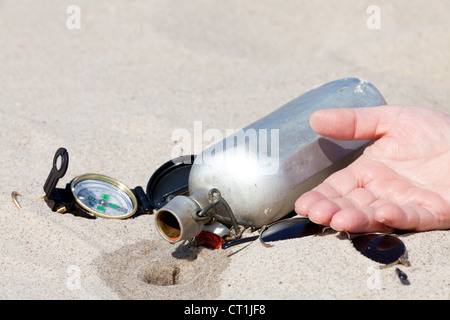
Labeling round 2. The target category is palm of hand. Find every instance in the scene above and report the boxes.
[295,106,450,232]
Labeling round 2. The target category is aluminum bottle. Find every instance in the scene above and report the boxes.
[155,78,386,243]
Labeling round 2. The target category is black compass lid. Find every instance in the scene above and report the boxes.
[146,154,195,210]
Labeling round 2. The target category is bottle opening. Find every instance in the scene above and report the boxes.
[156,210,181,242]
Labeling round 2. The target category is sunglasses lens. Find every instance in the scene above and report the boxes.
[352,234,406,265]
[260,217,319,244]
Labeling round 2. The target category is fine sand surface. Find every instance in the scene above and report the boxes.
[0,0,449,299]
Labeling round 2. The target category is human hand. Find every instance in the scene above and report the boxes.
[295,105,450,233]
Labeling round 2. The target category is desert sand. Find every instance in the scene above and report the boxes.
[0,0,448,300]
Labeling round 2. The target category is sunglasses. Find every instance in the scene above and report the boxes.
[216,217,411,270]
[214,216,320,249]
[258,217,321,247]
[349,233,411,269]
[198,216,319,249]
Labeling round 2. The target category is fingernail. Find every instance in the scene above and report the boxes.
[329,222,343,232]
[375,217,391,224]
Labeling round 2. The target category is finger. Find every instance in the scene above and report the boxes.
[295,181,343,216]
[330,207,393,233]
[307,195,386,232]
[308,167,360,200]
[307,196,364,226]
[295,191,328,216]
[374,203,439,232]
[295,167,362,219]
[307,199,341,225]
[345,188,378,207]
[309,106,401,141]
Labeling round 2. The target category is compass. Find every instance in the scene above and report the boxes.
[71,173,138,219]
[43,147,193,219]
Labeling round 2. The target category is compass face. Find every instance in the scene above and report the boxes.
[71,174,138,219]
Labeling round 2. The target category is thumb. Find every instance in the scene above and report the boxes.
[309,105,400,140]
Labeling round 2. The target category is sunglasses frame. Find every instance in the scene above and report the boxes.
[258,217,322,247]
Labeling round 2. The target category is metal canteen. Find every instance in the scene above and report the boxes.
[155,78,387,243]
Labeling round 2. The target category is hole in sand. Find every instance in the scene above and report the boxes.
[94,240,229,299]
[140,264,181,286]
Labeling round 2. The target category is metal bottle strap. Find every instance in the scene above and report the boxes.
[192,188,254,240]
